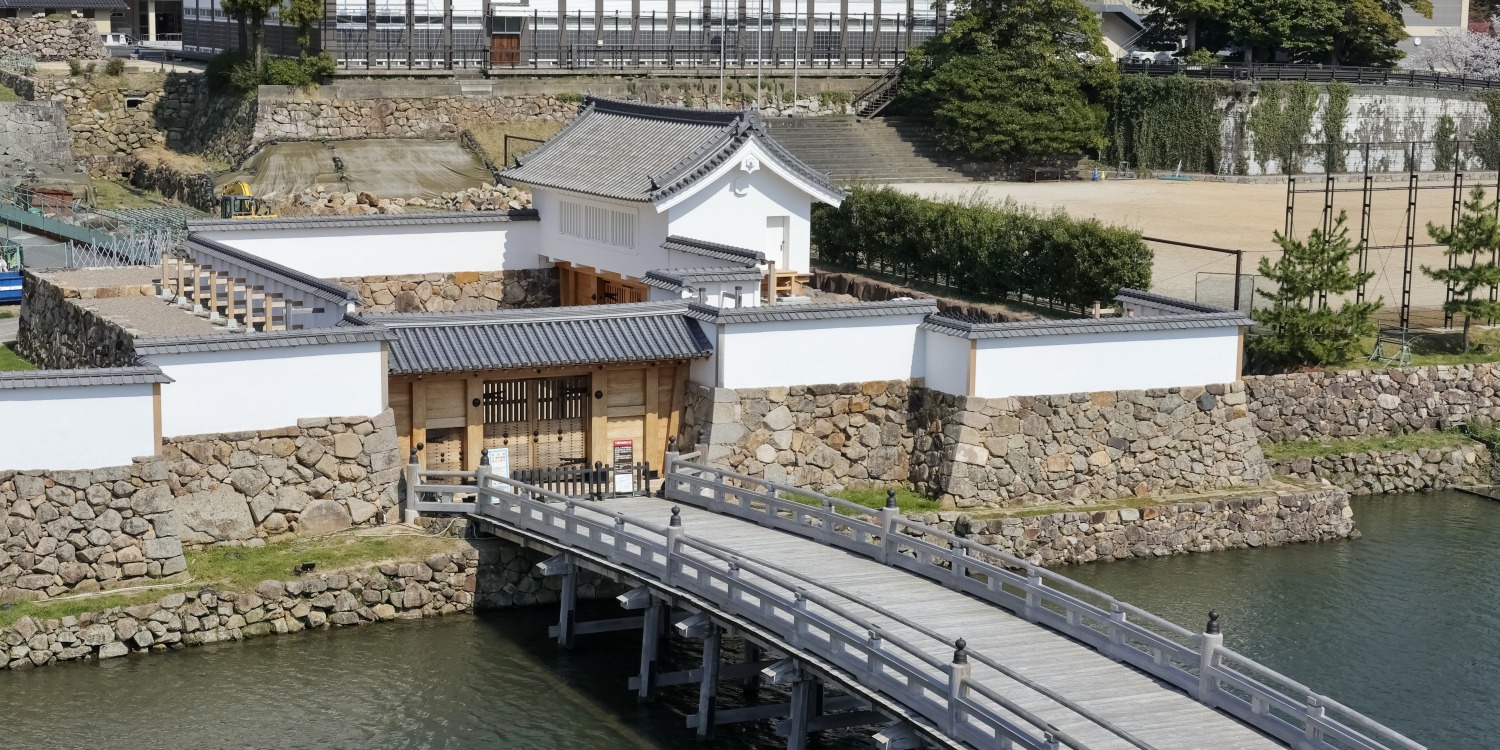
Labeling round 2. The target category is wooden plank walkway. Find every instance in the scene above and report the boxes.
[600,495,1282,750]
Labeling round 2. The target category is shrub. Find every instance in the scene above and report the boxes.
[817,89,851,109]
[103,57,126,76]
[208,50,334,94]
[812,187,1152,308]
[555,92,585,104]
[65,57,81,76]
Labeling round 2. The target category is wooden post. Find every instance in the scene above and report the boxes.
[786,673,816,750]
[557,559,578,648]
[637,601,666,701]
[742,640,762,693]
[1198,611,1223,706]
[466,377,484,470]
[695,624,721,738]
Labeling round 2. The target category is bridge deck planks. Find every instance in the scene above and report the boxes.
[601,496,1281,750]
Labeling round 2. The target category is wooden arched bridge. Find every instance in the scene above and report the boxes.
[404,449,1423,750]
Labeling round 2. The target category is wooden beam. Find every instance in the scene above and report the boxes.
[696,626,722,739]
[590,368,608,465]
[667,362,688,450]
[645,365,661,469]
[966,339,977,398]
[465,376,484,469]
[411,379,429,465]
[151,382,162,455]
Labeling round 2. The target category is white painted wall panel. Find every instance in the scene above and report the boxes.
[715,315,926,389]
[533,188,671,279]
[922,329,969,397]
[150,342,386,437]
[0,384,158,470]
[197,222,542,278]
[969,328,1241,399]
[666,144,814,275]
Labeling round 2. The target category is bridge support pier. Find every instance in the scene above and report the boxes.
[784,674,821,750]
[636,601,668,702]
[743,641,763,694]
[695,625,722,739]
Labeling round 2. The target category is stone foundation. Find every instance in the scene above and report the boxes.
[1245,364,1500,441]
[1,459,187,602]
[914,485,1355,566]
[339,269,559,313]
[16,269,144,370]
[1271,445,1490,495]
[160,411,402,544]
[0,18,104,61]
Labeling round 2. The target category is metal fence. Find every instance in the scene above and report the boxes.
[1120,61,1500,92]
[329,11,940,71]
[0,184,174,270]
[1195,272,1260,313]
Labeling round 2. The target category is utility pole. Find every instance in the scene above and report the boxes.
[719,0,727,106]
[791,0,800,113]
[756,0,763,108]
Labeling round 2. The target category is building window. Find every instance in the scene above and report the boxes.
[559,199,635,249]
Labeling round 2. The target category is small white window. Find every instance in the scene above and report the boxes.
[560,199,635,249]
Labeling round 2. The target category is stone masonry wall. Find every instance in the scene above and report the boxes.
[0,102,73,172]
[1245,364,1500,442]
[915,384,1272,507]
[683,380,916,488]
[160,411,402,545]
[1,459,187,602]
[16,269,141,370]
[1271,445,1491,495]
[339,268,559,313]
[913,485,1355,566]
[0,18,104,61]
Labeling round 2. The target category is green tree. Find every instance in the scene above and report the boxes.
[1251,211,1381,366]
[1139,0,1225,51]
[221,0,279,73]
[1424,186,1500,351]
[898,0,1116,160]
[281,0,322,54]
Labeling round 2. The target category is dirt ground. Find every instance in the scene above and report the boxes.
[221,139,493,200]
[893,178,1480,327]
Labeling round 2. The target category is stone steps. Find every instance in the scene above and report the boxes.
[766,115,979,183]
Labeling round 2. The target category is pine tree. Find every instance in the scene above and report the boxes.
[1251,211,1381,366]
[1424,185,1500,352]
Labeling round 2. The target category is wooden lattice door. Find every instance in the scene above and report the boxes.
[483,377,588,470]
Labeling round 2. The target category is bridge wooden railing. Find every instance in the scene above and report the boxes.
[663,455,1426,750]
[404,458,1085,750]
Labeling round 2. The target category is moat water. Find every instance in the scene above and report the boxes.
[4,491,1492,748]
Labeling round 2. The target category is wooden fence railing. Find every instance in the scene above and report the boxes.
[662,456,1426,750]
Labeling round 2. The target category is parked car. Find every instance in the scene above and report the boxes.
[1124,48,1178,64]
[100,32,137,47]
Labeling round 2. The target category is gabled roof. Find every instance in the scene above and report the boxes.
[186,210,538,233]
[0,366,171,390]
[687,298,938,324]
[500,97,841,204]
[643,267,764,293]
[662,236,764,267]
[355,301,714,374]
[1114,287,1234,315]
[921,311,1253,340]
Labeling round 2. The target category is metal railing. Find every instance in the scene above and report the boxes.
[1119,60,1500,92]
[662,456,1426,750]
[404,459,1082,749]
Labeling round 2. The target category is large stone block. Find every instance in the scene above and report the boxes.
[177,486,256,544]
[298,499,352,536]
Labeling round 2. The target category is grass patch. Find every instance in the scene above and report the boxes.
[133,145,216,174]
[0,533,462,630]
[0,309,13,319]
[0,343,35,371]
[1332,328,1500,370]
[788,486,943,515]
[1262,431,1476,460]
[467,121,566,167]
[0,84,21,103]
[90,179,167,210]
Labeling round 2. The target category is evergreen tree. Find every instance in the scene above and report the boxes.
[1251,211,1381,366]
[1423,185,1500,351]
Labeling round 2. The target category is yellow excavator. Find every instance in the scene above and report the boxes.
[219,182,278,219]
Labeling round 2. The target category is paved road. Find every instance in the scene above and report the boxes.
[0,316,17,344]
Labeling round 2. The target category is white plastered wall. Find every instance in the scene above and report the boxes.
[698,314,928,389]
[195,221,542,278]
[149,341,387,437]
[649,279,761,307]
[968,328,1242,399]
[922,329,970,396]
[663,142,817,275]
[532,188,671,280]
[0,384,158,470]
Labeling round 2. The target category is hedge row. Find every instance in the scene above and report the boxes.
[811,187,1153,309]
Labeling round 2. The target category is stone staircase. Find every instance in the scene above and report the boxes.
[764,116,978,184]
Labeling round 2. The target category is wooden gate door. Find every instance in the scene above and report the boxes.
[483,377,588,470]
[490,34,521,65]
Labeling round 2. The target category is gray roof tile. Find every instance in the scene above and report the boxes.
[186,236,359,305]
[921,311,1253,340]
[1114,287,1235,315]
[358,301,713,373]
[0,366,172,390]
[643,267,765,292]
[186,210,538,233]
[134,325,391,355]
[662,235,764,266]
[500,97,841,204]
[687,298,938,324]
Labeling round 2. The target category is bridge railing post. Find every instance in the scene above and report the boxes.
[665,506,684,584]
[1107,603,1127,661]
[476,449,492,508]
[1197,610,1224,707]
[1022,570,1043,623]
[402,447,422,524]
[946,639,971,736]
[880,489,898,564]
[662,435,679,498]
[1303,695,1325,748]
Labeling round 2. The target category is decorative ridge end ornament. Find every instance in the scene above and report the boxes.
[740,155,760,174]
